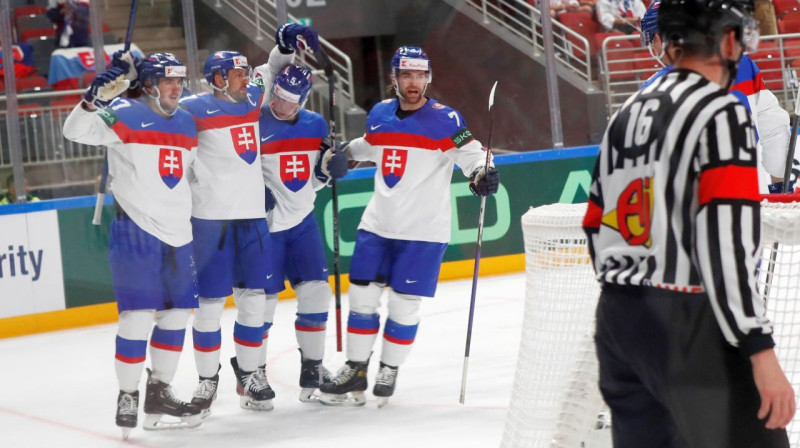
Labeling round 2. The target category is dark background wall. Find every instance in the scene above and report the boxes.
[192,0,603,151]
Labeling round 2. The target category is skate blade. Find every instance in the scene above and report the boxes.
[240,396,274,411]
[142,413,202,431]
[377,397,389,408]
[120,427,133,439]
[319,391,366,407]
[200,407,212,419]
[299,387,323,403]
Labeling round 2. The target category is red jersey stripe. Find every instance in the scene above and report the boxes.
[365,131,459,152]
[261,137,323,154]
[583,199,603,229]
[193,109,260,132]
[110,121,198,150]
[698,165,760,205]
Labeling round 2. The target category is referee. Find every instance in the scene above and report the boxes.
[582,0,796,446]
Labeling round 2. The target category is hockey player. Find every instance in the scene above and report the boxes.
[180,23,320,415]
[62,52,202,438]
[583,0,795,445]
[640,0,794,193]
[258,60,349,402]
[319,46,500,407]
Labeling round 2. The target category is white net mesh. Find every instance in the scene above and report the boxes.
[501,203,607,448]
[503,199,800,448]
[757,198,800,446]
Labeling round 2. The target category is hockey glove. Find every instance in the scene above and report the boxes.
[469,166,499,196]
[768,180,796,194]
[275,23,320,54]
[322,142,349,180]
[111,50,140,84]
[84,67,129,109]
[265,186,277,212]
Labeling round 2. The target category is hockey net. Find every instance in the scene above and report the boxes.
[501,198,800,448]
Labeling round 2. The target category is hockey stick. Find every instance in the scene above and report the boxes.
[316,47,343,352]
[460,81,498,404]
[762,85,800,299]
[92,0,138,226]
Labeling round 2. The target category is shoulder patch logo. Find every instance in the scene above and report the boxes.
[252,77,266,93]
[451,128,473,148]
[432,103,445,109]
[97,109,118,127]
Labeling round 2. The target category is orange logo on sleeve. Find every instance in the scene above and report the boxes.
[602,177,654,247]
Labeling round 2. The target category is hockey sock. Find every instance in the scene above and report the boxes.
[381,290,421,366]
[116,310,155,392]
[295,312,327,360]
[381,319,419,367]
[149,308,191,384]
[346,282,383,362]
[193,297,226,378]
[295,281,331,361]
[257,294,279,367]
[233,288,268,372]
[346,312,380,362]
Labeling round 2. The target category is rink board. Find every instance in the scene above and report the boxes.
[0,146,599,337]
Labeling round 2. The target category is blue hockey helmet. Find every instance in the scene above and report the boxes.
[269,64,313,120]
[139,52,186,88]
[391,46,432,82]
[203,50,251,85]
[640,0,660,48]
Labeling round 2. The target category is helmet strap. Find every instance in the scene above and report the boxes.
[210,75,239,102]
[146,84,178,117]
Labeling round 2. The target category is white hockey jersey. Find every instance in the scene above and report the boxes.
[347,98,492,243]
[179,48,293,220]
[62,99,198,247]
[260,109,328,232]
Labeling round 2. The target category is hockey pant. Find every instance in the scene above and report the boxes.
[347,283,421,367]
[116,308,191,392]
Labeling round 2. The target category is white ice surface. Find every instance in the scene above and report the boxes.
[0,273,525,448]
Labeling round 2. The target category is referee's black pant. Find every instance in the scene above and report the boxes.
[595,283,790,448]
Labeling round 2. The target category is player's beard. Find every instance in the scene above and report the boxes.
[399,84,425,106]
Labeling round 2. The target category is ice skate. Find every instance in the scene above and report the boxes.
[230,357,275,411]
[298,350,333,403]
[319,360,368,407]
[191,364,219,419]
[116,390,139,439]
[142,369,202,431]
[373,362,398,408]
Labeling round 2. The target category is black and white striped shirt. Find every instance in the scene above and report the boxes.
[583,69,774,356]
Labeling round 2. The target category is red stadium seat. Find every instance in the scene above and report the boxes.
[633,50,662,80]
[20,27,55,41]
[749,45,784,91]
[781,10,800,22]
[603,39,638,82]
[15,75,48,92]
[774,0,800,19]
[561,12,599,58]
[778,18,800,34]
[13,5,46,20]
[594,32,625,56]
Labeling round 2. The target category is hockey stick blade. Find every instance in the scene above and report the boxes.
[460,81,499,404]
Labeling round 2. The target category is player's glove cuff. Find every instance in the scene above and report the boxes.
[768,180,796,194]
[469,166,499,196]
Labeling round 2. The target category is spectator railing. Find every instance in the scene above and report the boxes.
[213,0,355,103]
[464,0,593,84]
[601,32,800,118]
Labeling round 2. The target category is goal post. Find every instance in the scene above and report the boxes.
[502,197,800,447]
